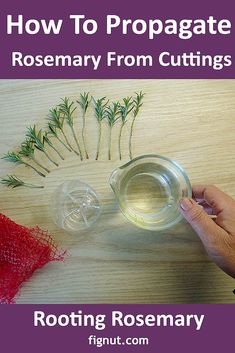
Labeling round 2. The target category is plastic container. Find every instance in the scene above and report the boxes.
[50,180,101,232]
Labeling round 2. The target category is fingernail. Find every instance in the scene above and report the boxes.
[180,198,193,211]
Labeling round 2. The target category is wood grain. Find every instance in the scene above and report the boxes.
[0,79,235,303]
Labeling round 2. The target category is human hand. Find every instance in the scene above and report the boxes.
[179,186,235,278]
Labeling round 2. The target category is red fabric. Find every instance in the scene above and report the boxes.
[0,213,65,304]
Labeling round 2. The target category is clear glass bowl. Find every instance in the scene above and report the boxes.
[50,180,102,232]
[110,154,192,231]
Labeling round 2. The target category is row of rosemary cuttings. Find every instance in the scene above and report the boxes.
[0,92,144,189]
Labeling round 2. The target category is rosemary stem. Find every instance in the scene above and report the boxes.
[71,126,83,161]
[82,114,89,159]
[48,143,64,160]
[23,161,46,178]
[61,129,80,156]
[108,126,112,160]
[32,157,50,173]
[25,183,44,189]
[118,123,125,160]
[43,150,59,167]
[95,121,102,160]
[129,117,136,160]
[56,135,72,152]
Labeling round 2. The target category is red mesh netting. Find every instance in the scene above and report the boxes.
[0,213,65,304]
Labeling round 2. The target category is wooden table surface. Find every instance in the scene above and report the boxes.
[0,79,235,303]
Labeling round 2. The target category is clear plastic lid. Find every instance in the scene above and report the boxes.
[50,180,102,232]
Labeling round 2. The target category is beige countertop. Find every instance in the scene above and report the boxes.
[0,79,235,303]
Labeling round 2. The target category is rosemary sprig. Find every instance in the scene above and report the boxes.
[105,102,120,160]
[20,139,50,173]
[118,97,134,160]
[77,92,90,159]
[26,125,59,167]
[47,123,71,152]
[129,91,145,160]
[93,97,109,160]
[0,175,44,189]
[2,151,46,178]
[44,132,64,160]
[47,107,75,153]
[59,97,83,160]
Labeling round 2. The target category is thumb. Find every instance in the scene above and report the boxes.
[179,198,221,246]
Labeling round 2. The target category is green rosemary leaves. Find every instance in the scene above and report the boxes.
[47,107,78,155]
[26,125,59,167]
[2,151,46,178]
[93,97,108,160]
[59,97,83,160]
[20,139,50,173]
[119,97,134,160]
[77,92,90,159]
[0,175,44,189]
[0,91,145,190]
[105,102,120,160]
[44,132,64,161]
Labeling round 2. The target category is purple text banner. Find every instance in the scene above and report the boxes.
[0,0,235,78]
[0,304,234,352]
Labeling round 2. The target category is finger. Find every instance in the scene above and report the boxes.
[192,185,233,213]
[179,197,225,247]
[198,204,214,215]
[196,200,214,215]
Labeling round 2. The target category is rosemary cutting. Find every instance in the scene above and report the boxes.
[129,91,145,160]
[26,125,59,167]
[2,151,46,178]
[59,97,83,160]
[47,107,76,153]
[0,175,44,189]
[44,132,64,160]
[118,97,134,160]
[93,97,109,160]
[105,102,120,160]
[77,92,90,159]
[47,123,71,152]
[20,139,50,173]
